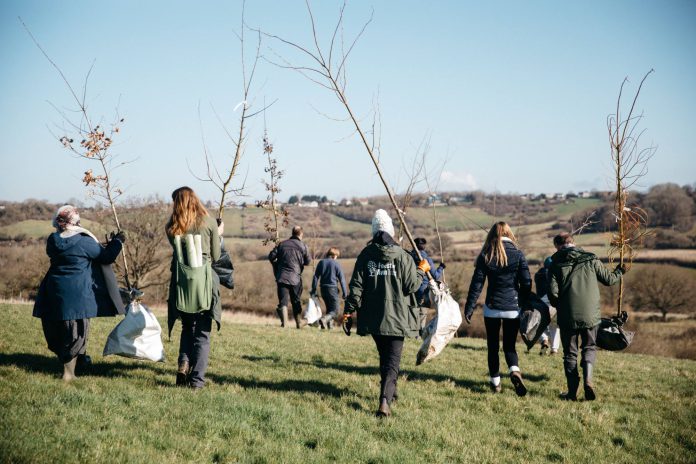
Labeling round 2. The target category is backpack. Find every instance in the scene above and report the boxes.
[173,234,213,313]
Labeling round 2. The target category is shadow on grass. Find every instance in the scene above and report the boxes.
[0,352,170,378]
[205,372,353,399]
[449,344,487,352]
[292,359,490,394]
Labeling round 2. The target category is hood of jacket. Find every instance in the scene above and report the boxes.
[47,232,86,257]
[552,246,596,268]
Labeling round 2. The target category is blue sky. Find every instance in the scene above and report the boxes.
[1,0,694,205]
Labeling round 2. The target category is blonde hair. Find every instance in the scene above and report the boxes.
[326,247,340,258]
[166,186,209,236]
[482,222,517,267]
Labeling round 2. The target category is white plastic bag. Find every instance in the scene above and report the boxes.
[303,297,322,325]
[416,281,463,365]
[103,302,166,362]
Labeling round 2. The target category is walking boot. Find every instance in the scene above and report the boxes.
[583,363,596,401]
[318,316,326,330]
[510,371,527,397]
[63,357,77,382]
[76,353,92,375]
[376,398,391,418]
[539,340,549,356]
[176,360,190,386]
[294,312,305,329]
[560,372,579,401]
[276,306,288,328]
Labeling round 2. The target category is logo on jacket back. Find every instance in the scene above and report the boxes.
[367,260,396,277]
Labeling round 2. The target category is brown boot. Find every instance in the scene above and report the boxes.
[489,381,502,393]
[510,371,527,397]
[376,398,391,418]
[63,357,77,382]
[176,360,190,386]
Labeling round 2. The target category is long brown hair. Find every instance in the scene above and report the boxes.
[166,186,209,236]
[482,222,517,267]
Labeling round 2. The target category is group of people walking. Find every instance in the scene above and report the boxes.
[33,186,624,417]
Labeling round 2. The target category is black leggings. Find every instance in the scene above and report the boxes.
[484,317,520,377]
[372,335,404,404]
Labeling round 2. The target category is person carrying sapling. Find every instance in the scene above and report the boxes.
[548,232,624,401]
[343,209,428,417]
[166,186,224,389]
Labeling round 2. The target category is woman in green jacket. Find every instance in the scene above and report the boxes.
[344,209,428,417]
[166,186,224,389]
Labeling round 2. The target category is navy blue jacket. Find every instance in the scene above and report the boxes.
[464,241,531,315]
[33,232,123,321]
[534,267,550,299]
[268,237,311,286]
[311,258,347,296]
[409,249,443,302]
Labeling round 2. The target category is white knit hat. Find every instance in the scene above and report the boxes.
[52,205,81,231]
[371,209,395,238]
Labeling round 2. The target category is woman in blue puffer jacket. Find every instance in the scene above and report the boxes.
[464,222,531,396]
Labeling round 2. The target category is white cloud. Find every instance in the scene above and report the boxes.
[439,170,478,190]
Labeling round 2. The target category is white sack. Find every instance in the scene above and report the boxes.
[416,281,462,365]
[103,302,165,362]
[303,297,322,325]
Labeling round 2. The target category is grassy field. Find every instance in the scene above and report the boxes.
[1,303,694,464]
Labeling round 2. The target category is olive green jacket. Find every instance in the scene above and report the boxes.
[166,216,222,337]
[345,242,425,337]
[548,246,622,330]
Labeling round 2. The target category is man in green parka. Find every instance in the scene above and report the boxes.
[548,233,624,401]
[344,209,429,417]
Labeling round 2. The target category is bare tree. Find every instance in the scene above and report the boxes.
[260,1,436,276]
[22,19,133,288]
[190,1,274,220]
[607,69,656,315]
[396,136,429,242]
[629,267,695,321]
[424,156,449,281]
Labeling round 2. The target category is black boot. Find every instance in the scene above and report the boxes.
[583,363,596,401]
[376,398,391,418]
[176,360,190,386]
[276,306,288,328]
[294,311,304,329]
[560,371,579,401]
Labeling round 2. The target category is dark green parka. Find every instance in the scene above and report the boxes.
[548,246,622,330]
[344,239,425,337]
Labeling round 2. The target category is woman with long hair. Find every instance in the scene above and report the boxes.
[464,222,531,396]
[166,186,224,389]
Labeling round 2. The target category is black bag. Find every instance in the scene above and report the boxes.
[211,240,234,290]
[596,312,633,351]
[519,293,556,349]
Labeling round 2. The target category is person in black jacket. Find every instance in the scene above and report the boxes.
[464,222,532,395]
[535,256,560,355]
[269,226,311,328]
[409,237,445,336]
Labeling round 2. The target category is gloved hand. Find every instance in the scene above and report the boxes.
[464,309,473,324]
[417,259,431,273]
[342,312,354,336]
[110,231,127,244]
[615,263,627,274]
[439,262,446,269]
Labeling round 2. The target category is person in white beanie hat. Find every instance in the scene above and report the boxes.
[371,209,395,238]
[343,209,431,417]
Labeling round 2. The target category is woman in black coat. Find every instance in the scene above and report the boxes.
[33,205,125,381]
[464,222,531,395]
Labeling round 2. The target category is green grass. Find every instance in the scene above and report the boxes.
[552,198,602,219]
[1,303,694,463]
[0,219,102,240]
[407,206,499,231]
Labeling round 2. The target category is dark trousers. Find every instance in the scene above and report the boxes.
[277,282,303,316]
[560,325,598,378]
[484,317,520,377]
[178,311,212,388]
[320,285,340,317]
[372,335,404,404]
[42,318,90,363]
